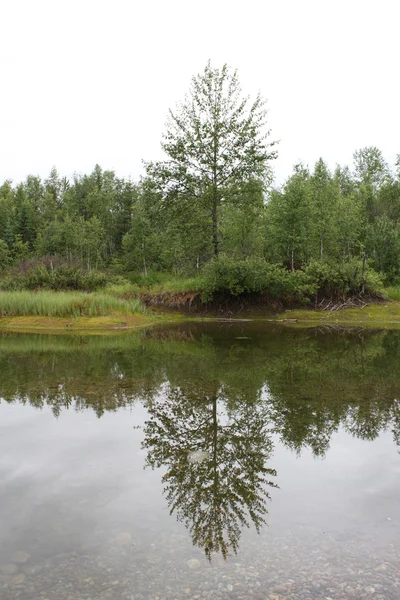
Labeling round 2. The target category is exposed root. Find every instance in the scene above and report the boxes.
[317,292,385,316]
[140,289,388,316]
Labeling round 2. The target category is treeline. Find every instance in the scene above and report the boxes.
[1,147,399,288]
[267,148,400,280]
[0,165,136,272]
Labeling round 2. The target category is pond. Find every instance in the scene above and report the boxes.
[0,322,400,600]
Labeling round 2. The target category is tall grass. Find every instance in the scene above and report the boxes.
[103,283,141,297]
[148,277,202,294]
[125,272,202,293]
[0,291,146,318]
[105,277,202,295]
[383,286,400,301]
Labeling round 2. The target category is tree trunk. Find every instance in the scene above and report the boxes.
[142,241,147,276]
[361,253,366,294]
[212,396,218,491]
[212,132,219,257]
[212,199,219,257]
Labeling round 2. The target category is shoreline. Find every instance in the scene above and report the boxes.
[0,314,157,334]
[1,300,400,333]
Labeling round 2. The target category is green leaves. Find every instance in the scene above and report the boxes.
[200,255,316,302]
[0,239,11,270]
[147,61,277,258]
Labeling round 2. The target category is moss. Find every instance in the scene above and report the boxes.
[0,314,154,333]
[276,301,400,328]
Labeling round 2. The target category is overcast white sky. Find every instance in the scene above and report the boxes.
[1,0,399,186]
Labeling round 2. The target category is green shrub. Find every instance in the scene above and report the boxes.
[0,257,109,291]
[24,264,108,291]
[200,256,382,303]
[200,256,316,302]
[305,259,383,298]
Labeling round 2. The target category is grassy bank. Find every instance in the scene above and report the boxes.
[1,285,400,332]
[0,314,155,332]
[0,290,155,331]
[0,290,146,318]
[276,301,400,328]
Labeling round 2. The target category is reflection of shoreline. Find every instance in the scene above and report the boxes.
[142,385,277,559]
[1,326,400,450]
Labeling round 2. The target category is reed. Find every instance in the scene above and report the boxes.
[0,290,146,318]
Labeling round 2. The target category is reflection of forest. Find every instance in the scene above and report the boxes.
[2,324,400,558]
[1,325,400,451]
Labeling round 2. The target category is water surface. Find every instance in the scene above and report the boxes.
[1,323,400,599]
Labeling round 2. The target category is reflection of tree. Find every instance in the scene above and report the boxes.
[142,383,277,559]
[269,394,340,457]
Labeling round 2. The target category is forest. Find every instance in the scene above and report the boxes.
[1,63,399,303]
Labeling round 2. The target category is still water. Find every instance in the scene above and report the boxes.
[0,323,400,600]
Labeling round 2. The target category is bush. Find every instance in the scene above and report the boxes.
[304,258,383,299]
[200,256,383,303]
[0,257,109,291]
[200,256,316,303]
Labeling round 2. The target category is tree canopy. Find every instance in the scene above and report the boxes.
[146,61,277,257]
